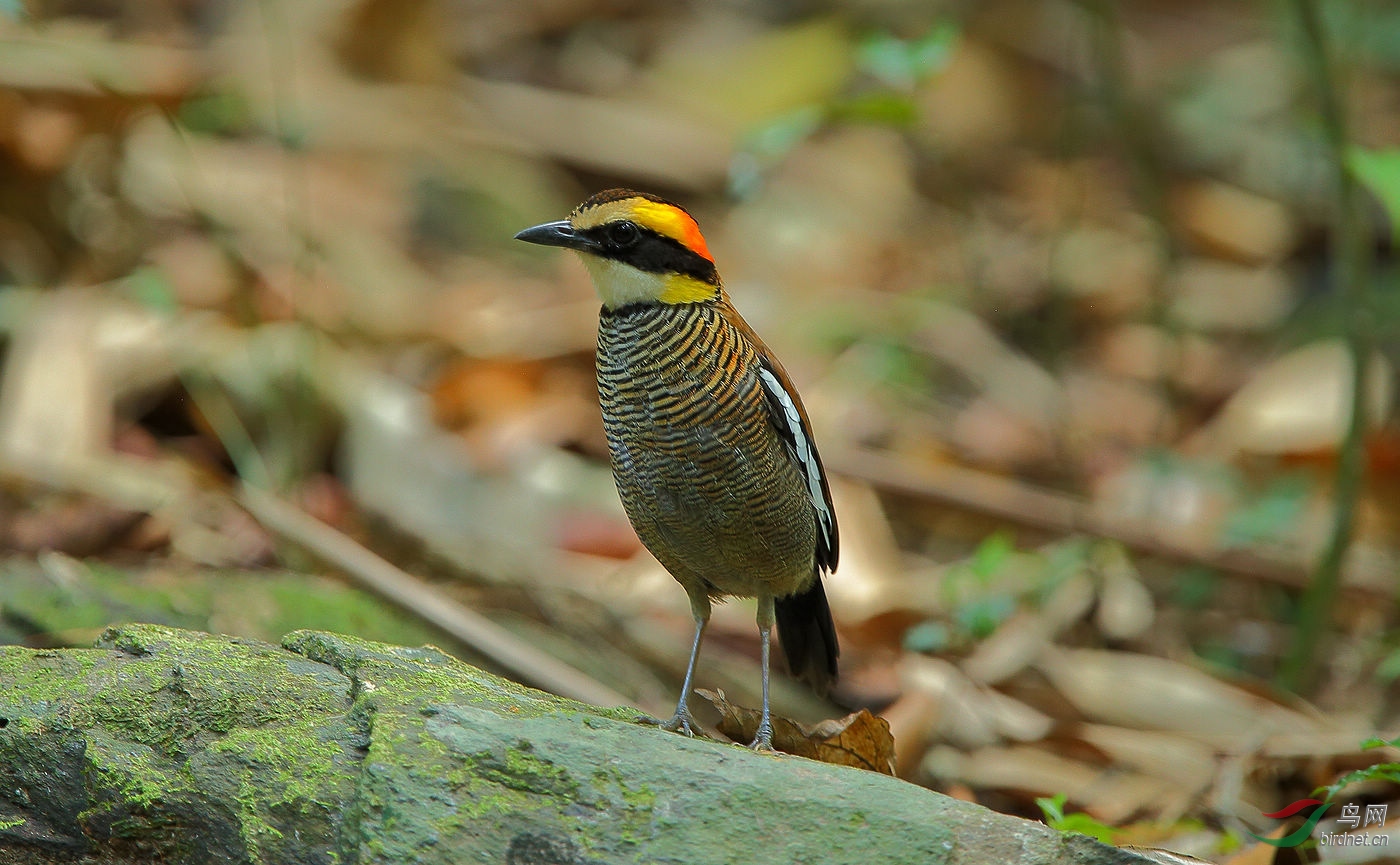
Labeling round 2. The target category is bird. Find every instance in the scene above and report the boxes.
[515,188,839,751]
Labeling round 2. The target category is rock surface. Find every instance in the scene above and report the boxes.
[0,624,1151,864]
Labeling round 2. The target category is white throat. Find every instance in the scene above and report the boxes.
[578,255,669,309]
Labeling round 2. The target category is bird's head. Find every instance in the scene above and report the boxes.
[515,189,720,310]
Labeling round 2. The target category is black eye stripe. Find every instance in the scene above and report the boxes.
[608,221,640,246]
[580,225,719,285]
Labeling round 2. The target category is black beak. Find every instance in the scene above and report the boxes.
[514,219,595,252]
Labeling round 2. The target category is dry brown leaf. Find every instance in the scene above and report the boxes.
[0,289,110,466]
[1209,340,1393,457]
[1168,260,1296,333]
[899,656,1056,749]
[1125,847,1224,865]
[1038,647,1322,747]
[1051,224,1159,314]
[469,77,730,188]
[961,570,1094,684]
[0,22,197,96]
[1172,180,1298,264]
[1074,724,1216,794]
[916,38,1022,153]
[1064,370,1176,451]
[816,478,905,626]
[912,299,1064,436]
[924,743,1179,824]
[696,688,895,774]
[430,358,547,431]
[900,656,1000,748]
[1093,543,1155,640]
[880,688,941,778]
[3,495,145,556]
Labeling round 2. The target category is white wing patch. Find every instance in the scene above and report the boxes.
[757,366,836,567]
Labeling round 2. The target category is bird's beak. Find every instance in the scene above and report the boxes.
[514,219,596,252]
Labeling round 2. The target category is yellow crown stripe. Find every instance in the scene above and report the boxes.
[629,201,714,262]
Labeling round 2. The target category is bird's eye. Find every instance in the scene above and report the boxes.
[608,221,640,247]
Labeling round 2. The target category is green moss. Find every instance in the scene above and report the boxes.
[86,561,211,619]
[3,624,979,864]
[208,719,353,859]
[4,626,361,860]
[0,818,24,831]
[282,629,621,721]
[264,581,434,647]
[0,648,105,703]
[0,559,446,653]
[589,765,657,846]
[211,724,345,808]
[452,775,538,821]
[84,737,181,812]
[473,742,579,799]
[620,781,656,810]
[79,625,351,760]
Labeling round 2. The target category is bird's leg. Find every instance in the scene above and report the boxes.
[656,614,706,736]
[642,593,709,737]
[750,594,775,751]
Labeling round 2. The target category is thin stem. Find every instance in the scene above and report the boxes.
[1278,0,1374,691]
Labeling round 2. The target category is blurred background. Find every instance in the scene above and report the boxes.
[2,0,1400,858]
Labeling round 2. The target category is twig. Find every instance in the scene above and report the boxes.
[1278,0,1375,690]
[237,482,639,710]
[829,448,1390,598]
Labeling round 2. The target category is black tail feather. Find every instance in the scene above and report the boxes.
[774,578,839,696]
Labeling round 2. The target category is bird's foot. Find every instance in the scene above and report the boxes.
[748,719,774,752]
[640,708,697,738]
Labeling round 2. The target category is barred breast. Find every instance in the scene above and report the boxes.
[596,300,818,601]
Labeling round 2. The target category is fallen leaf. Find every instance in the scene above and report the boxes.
[696,688,896,774]
[1037,647,1323,747]
[1209,340,1393,457]
[1126,847,1226,865]
[925,744,1177,824]
[3,494,145,556]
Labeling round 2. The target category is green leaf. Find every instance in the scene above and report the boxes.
[1372,646,1400,680]
[1362,735,1400,749]
[1349,147,1400,243]
[744,105,826,159]
[1036,793,1067,824]
[1318,762,1400,802]
[1221,475,1310,548]
[1054,814,1117,844]
[954,595,1016,638]
[122,267,179,315]
[729,106,827,197]
[177,90,253,136]
[971,530,1015,578]
[1173,566,1219,609]
[1037,793,1117,843]
[902,620,950,653]
[1314,734,1400,800]
[829,93,918,126]
[857,23,959,91]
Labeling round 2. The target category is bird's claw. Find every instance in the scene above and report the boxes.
[640,710,697,738]
[748,720,774,752]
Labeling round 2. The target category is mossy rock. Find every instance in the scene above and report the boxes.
[0,624,1148,864]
